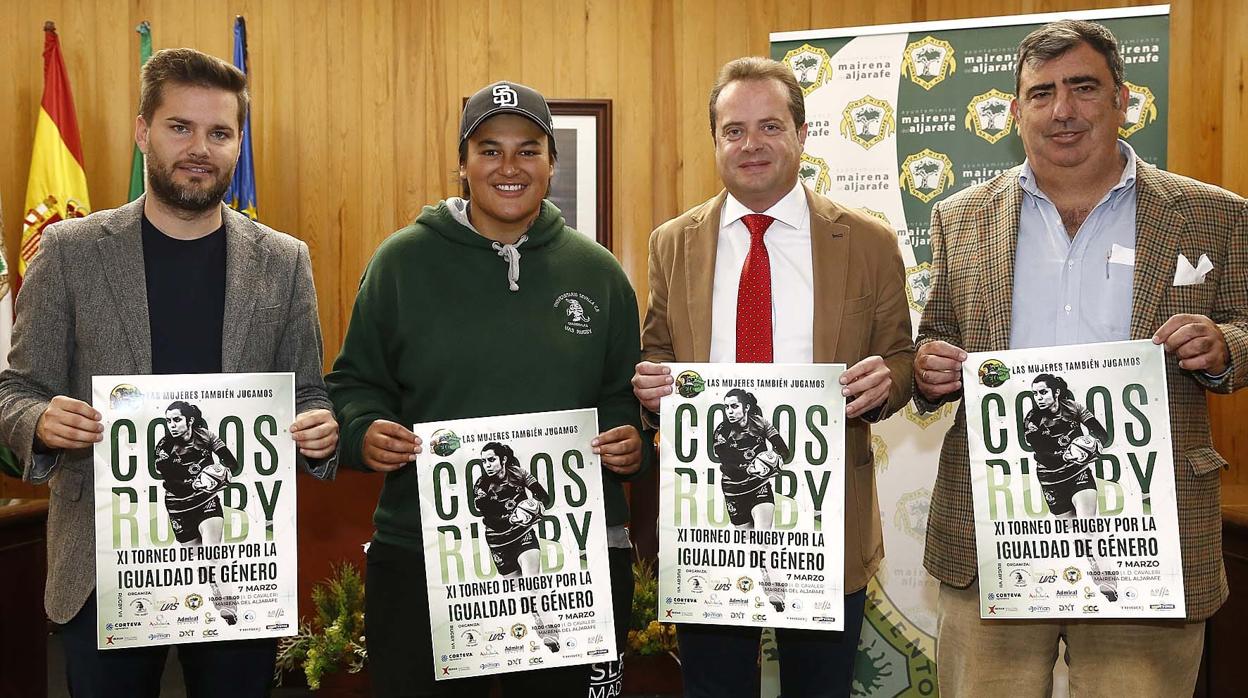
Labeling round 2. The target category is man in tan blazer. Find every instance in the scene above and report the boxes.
[632,57,913,698]
[0,48,338,697]
[915,20,1247,696]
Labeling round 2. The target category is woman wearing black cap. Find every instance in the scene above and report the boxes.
[327,81,645,697]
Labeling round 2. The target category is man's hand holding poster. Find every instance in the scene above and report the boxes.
[962,340,1185,619]
[93,373,297,649]
[414,408,616,680]
[658,363,846,630]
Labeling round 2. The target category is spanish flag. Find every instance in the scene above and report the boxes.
[21,21,90,280]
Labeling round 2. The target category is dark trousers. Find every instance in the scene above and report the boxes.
[59,592,276,698]
[365,539,634,698]
[676,588,868,698]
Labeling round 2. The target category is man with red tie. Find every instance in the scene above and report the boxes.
[631,57,914,697]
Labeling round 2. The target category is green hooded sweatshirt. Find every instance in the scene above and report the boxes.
[327,199,645,551]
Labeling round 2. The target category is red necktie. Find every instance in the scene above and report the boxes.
[736,214,774,363]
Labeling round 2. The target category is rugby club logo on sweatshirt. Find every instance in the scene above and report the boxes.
[554,292,599,336]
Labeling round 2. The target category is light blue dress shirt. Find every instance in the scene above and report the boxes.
[1009,140,1138,350]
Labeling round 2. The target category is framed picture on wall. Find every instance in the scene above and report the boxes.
[547,99,612,249]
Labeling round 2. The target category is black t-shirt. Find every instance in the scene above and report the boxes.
[141,215,227,374]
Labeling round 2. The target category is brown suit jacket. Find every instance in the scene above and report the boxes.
[917,163,1248,620]
[641,186,915,593]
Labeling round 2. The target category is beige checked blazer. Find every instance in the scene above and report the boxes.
[642,187,915,594]
[917,162,1248,620]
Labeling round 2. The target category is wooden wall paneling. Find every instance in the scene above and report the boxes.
[808,1,851,34]
[427,0,459,204]
[456,0,492,107]
[674,0,717,211]
[194,0,232,58]
[291,4,334,362]
[1219,0,1247,191]
[584,0,619,101]
[85,1,128,207]
[0,0,26,276]
[746,0,780,51]
[355,0,398,313]
[408,0,429,211]
[775,0,812,34]
[616,0,654,292]
[488,0,523,85]
[553,0,589,99]
[1170,0,1222,182]
[520,0,559,93]
[326,0,364,363]
[582,0,622,264]
[918,0,1023,23]
[393,0,421,223]
[253,0,299,251]
[648,0,678,249]
[713,0,751,64]
[1221,0,1248,196]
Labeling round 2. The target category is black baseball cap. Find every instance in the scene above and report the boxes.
[459,81,556,150]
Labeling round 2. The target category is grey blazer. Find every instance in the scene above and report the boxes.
[0,197,336,623]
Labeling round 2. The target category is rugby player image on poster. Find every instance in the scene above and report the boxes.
[658,363,846,631]
[155,400,241,624]
[474,441,552,580]
[963,340,1186,619]
[414,408,616,680]
[472,441,561,653]
[1022,373,1115,601]
[93,373,298,649]
[713,389,793,610]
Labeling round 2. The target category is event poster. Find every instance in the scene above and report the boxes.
[414,408,616,680]
[771,6,1169,694]
[93,373,298,649]
[658,363,846,630]
[962,340,1184,619]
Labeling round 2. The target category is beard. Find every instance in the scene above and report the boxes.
[146,150,234,213]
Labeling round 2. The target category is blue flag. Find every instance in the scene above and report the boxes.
[225,16,258,220]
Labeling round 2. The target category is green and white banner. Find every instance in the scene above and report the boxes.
[93,373,297,649]
[771,4,1168,694]
[658,363,846,631]
[962,340,1183,619]
[414,408,616,680]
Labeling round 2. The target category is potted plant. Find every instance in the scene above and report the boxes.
[623,556,681,694]
[275,561,368,694]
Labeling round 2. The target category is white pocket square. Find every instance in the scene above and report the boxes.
[1173,253,1213,286]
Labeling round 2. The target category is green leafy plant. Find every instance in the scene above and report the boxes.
[275,561,367,690]
[627,556,678,657]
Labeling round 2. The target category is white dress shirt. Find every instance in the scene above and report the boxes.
[710,182,815,363]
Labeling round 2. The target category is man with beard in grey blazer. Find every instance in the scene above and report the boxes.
[0,48,338,697]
